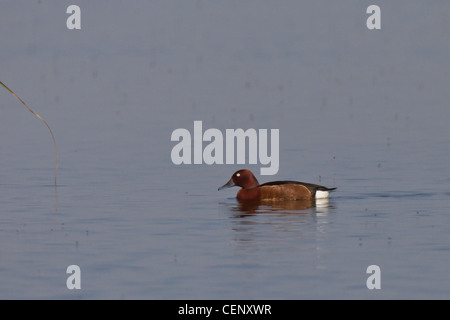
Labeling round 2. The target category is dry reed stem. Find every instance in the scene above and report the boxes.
[0,81,58,185]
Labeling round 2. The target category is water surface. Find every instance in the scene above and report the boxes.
[1,1,450,299]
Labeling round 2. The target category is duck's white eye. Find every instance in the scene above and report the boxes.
[236,173,240,177]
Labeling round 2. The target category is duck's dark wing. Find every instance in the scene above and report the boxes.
[259,180,337,192]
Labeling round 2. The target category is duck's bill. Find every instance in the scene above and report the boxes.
[218,178,235,191]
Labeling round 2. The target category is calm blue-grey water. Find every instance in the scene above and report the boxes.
[1,1,450,299]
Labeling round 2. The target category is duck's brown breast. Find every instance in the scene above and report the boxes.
[237,187,261,201]
[259,184,312,200]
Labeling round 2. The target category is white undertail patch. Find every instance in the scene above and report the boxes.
[315,190,330,199]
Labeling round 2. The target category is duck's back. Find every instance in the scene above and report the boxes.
[259,181,336,200]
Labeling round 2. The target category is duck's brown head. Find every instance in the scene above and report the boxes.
[218,169,260,190]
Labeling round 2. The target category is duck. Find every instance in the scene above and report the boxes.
[218,169,336,201]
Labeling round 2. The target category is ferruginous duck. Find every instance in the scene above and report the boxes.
[218,169,336,201]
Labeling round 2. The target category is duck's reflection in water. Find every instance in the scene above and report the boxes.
[219,198,336,272]
[225,197,333,217]
[218,197,336,244]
